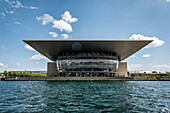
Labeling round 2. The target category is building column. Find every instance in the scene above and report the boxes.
[47,62,58,77]
[115,62,128,77]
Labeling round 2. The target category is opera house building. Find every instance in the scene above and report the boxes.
[24,40,152,77]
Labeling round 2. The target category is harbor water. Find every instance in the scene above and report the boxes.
[0,81,169,112]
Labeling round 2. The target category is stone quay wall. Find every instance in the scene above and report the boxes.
[1,76,170,81]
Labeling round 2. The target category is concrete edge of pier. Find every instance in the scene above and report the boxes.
[1,77,170,81]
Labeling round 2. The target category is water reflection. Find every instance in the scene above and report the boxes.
[0,81,169,112]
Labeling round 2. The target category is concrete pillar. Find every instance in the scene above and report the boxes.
[47,62,58,77]
[115,62,128,77]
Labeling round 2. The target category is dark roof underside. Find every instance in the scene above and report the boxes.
[23,40,152,61]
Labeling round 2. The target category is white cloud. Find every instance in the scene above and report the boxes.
[52,20,73,32]
[5,0,38,9]
[129,34,165,48]
[0,62,8,68]
[24,44,35,51]
[61,11,78,23]
[130,55,136,58]
[5,9,9,14]
[153,63,170,72]
[14,21,22,25]
[16,62,21,66]
[29,54,47,60]
[1,12,6,16]
[0,62,5,67]
[49,32,58,38]
[166,0,170,2]
[3,0,38,17]
[5,0,24,8]
[1,45,6,50]
[36,14,54,25]
[61,34,69,39]
[36,11,77,36]
[9,10,15,14]
[14,22,31,30]
[28,6,39,10]
[35,61,39,64]
[3,8,15,16]
[129,64,143,68]
[143,54,151,58]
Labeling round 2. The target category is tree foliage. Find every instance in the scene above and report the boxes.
[152,71,157,73]
[166,72,170,76]
[3,71,46,77]
[4,70,8,76]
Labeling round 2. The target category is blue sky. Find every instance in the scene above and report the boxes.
[0,0,170,72]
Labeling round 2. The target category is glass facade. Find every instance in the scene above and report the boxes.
[58,59,117,72]
[58,52,117,60]
[56,52,118,77]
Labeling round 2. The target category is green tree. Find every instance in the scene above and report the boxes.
[16,72,20,77]
[4,70,8,76]
[13,72,16,77]
[20,72,24,77]
[8,71,13,77]
[152,71,157,73]
[166,72,170,76]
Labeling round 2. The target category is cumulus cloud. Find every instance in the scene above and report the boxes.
[0,62,8,68]
[143,54,151,58]
[153,63,170,72]
[52,20,73,32]
[61,34,69,39]
[24,44,35,51]
[36,14,54,25]
[62,11,78,23]
[36,11,77,35]
[29,54,47,60]
[129,34,165,48]
[49,32,58,38]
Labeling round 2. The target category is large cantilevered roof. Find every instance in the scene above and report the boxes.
[23,40,152,61]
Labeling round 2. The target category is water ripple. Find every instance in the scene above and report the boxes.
[0,81,169,112]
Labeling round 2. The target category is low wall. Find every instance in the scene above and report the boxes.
[3,77,133,81]
[160,77,170,81]
[1,77,170,81]
[133,77,158,81]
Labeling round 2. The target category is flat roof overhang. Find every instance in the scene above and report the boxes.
[23,40,152,61]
